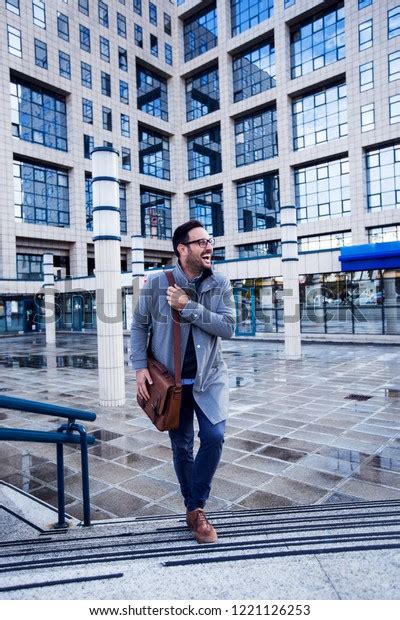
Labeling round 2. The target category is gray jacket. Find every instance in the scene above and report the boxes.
[130,262,236,424]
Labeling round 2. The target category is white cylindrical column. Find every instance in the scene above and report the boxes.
[42,253,56,345]
[131,233,145,310]
[281,205,301,360]
[92,146,125,407]
[131,234,145,279]
[384,271,397,335]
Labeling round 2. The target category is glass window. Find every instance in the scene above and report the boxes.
[284,0,295,7]
[78,0,89,16]
[164,12,171,35]
[118,47,128,71]
[368,224,400,243]
[102,106,112,131]
[8,24,22,57]
[98,0,109,27]
[119,80,129,104]
[101,71,111,96]
[149,2,157,25]
[80,25,91,51]
[121,146,131,170]
[34,39,47,69]
[119,183,127,235]
[85,174,93,227]
[140,189,172,239]
[99,36,110,61]
[290,4,345,79]
[139,127,170,180]
[231,0,273,37]
[189,188,224,237]
[150,34,158,57]
[295,157,350,221]
[184,4,217,62]
[359,19,373,50]
[10,78,67,150]
[82,98,93,124]
[84,134,94,159]
[165,42,173,65]
[359,0,372,8]
[361,102,375,132]
[59,51,71,79]
[389,51,400,81]
[134,24,143,47]
[236,173,280,232]
[187,127,221,180]
[32,0,46,29]
[117,12,127,37]
[136,65,168,121]
[120,113,130,137]
[186,66,219,122]
[57,13,69,41]
[235,106,278,166]
[388,6,400,39]
[359,61,373,91]
[366,144,400,212]
[14,159,69,227]
[238,241,281,258]
[81,61,92,88]
[17,254,43,281]
[389,95,400,123]
[6,0,20,15]
[233,39,276,102]
[292,82,347,150]
[133,0,141,15]
[298,231,351,253]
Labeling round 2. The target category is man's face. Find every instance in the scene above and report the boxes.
[179,227,213,272]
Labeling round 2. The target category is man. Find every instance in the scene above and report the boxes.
[130,220,235,543]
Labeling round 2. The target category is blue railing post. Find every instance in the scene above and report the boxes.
[69,422,91,526]
[56,442,66,528]
[0,395,96,527]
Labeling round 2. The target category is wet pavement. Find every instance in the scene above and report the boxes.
[0,334,399,521]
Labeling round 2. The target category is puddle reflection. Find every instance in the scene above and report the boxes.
[0,354,98,369]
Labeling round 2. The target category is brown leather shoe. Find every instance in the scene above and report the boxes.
[186,508,218,544]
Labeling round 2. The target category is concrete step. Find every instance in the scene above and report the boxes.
[1,482,400,599]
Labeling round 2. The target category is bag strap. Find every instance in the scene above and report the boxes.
[165,270,181,388]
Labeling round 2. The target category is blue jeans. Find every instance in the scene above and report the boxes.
[169,385,225,512]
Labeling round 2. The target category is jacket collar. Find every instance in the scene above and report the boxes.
[172,261,217,292]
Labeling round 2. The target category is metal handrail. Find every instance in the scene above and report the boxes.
[0,395,96,527]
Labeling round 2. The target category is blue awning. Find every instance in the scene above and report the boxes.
[339,241,400,272]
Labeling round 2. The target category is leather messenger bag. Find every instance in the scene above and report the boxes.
[136,270,182,431]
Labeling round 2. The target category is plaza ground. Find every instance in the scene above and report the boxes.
[0,334,399,599]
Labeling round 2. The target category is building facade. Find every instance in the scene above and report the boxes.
[0,0,399,337]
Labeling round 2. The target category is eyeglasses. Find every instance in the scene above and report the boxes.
[183,238,215,248]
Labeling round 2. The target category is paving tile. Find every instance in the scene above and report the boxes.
[89,444,131,460]
[91,488,148,517]
[113,452,164,471]
[257,446,306,463]
[338,478,400,501]
[225,437,264,453]
[283,465,343,489]
[237,490,296,509]
[262,477,328,503]
[237,453,291,475]
[215,463,272,488]
[119,474,178,500]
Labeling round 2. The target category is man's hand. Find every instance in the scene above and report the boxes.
[166,284,190,311]
[136,368,153,401]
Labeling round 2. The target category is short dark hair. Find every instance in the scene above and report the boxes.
[172,220,204,257]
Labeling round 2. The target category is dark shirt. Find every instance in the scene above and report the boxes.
[181,268,211,379]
